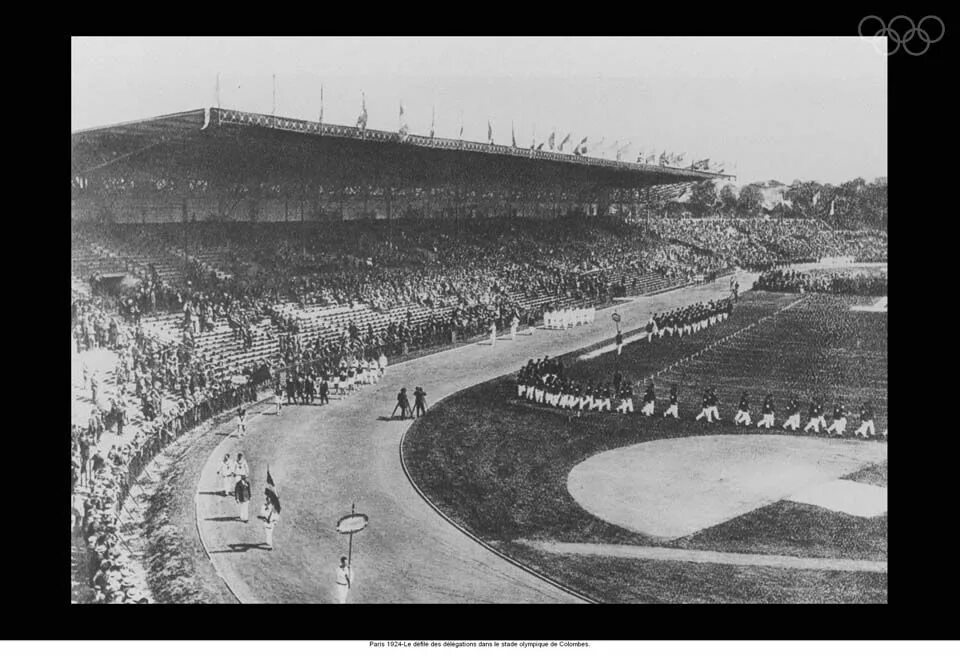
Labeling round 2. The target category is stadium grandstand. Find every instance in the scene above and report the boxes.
[71,107,886,605]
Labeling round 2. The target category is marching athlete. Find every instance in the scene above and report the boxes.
[734,392,752,426]
[804,398,827,433]
[854,402,877,439]
[782,397,802,431]
[756,394,776,429]
[617,382,634,414]
[640,383,656,417]
[826,399,848,436]
[663,384,680,419]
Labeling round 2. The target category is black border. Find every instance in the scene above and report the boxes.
[8,20,954,639]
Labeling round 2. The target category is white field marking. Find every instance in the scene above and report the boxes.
[566,433,887,540]
[851,297,888,313]
[517,540,887,573]
[788,479,887,517]
[578,330,651,360]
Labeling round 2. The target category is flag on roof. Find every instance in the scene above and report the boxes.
[558,133,571,151]
[548,131,556,150]
[356,92,368,130]
[488,120,494,144]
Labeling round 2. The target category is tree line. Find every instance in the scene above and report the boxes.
[673,177,887,229]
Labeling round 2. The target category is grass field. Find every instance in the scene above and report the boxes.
[497,542,888,604]
[402,290,888,602]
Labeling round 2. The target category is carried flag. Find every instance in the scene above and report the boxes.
[265,467,281,512]
[319,84,324,124]
[430,106,435,139]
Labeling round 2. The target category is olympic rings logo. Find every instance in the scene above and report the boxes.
[858,15,945,55]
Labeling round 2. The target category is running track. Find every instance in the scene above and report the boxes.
[195,274,750,603]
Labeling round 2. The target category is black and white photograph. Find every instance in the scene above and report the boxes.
[70,35,892,608]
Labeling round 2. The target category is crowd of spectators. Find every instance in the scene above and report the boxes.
[754,268,888,296]
[651,218,887,270]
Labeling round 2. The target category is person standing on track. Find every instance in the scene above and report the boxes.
[510,313,520,340]
[615,328,624,357]
[782,397,802,431]
[489,318,497,346]
[392,388,410,420]
[261,488,280,550]
[233,453,249,487]
[234,474,252,522]
[237,407,246,438]
[218,454,234,497]
[756,394,776,429]
[275,388,283,416]
[413,386,428,417]
[335,556,353,604]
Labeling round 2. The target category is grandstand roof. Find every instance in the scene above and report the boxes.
[71,108,729,191]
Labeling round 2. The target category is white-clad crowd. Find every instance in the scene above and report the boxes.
[543,306,596,330]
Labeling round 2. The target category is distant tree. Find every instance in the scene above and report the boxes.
[785,180,823,218]
[719,184,739,216]
[737,184,764,216]
[689,181,719,216]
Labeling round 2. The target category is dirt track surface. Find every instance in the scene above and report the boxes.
[194,275,748,603]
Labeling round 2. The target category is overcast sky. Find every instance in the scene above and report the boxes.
[72,37,886,185]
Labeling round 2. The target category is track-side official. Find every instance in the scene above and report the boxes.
[235,474,252,522]
[336,556,353,604]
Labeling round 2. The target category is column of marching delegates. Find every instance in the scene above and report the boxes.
[514,300,883,439]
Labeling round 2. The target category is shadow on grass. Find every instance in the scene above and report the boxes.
[198,490,229,497]
[205,516,241,523]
